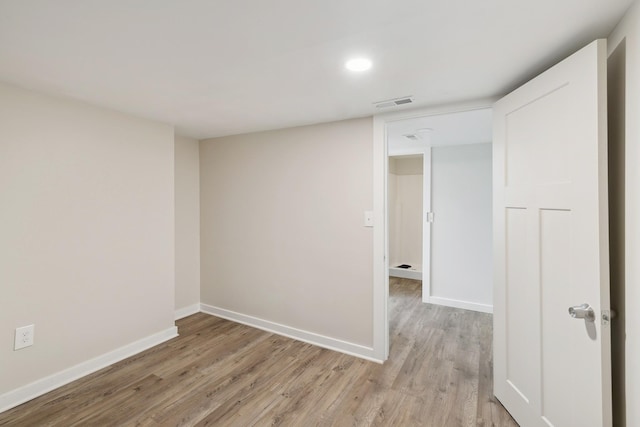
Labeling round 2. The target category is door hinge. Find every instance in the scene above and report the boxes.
[426,212,434,223]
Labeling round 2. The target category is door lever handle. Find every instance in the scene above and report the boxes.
[568,303,595,322]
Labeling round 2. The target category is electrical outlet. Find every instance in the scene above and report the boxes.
[14,324,34,350]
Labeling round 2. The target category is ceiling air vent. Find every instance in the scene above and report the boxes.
[373,96,414,109]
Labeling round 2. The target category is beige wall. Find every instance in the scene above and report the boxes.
[0,83,175,396]
[388,157,423,269]
[389,156,423,175]
[387,170,398,266]
[609,4,639,426]
[200,118,373,346]
[174,135,200,312]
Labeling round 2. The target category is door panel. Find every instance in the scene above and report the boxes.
[540,209,572,426]
[505,207,537,403]
[493,39,611,427]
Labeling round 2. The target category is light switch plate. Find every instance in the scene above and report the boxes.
[364,211,373,227]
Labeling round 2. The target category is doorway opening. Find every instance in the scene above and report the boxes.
[388,154,425,283]
[372,102,493,360]
[384,120,432,307]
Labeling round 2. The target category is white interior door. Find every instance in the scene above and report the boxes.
[493,39,612,427]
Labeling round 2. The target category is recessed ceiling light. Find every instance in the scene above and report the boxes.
[345,57,372,72]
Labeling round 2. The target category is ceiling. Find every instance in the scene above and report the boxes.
[0,0,632,139]
[387,108,493,155]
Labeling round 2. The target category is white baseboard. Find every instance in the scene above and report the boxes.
[200,304,382,363]
[0,326,178,414]
[175,303,201,320]
[389,267,422,280]
[426,296,493,314]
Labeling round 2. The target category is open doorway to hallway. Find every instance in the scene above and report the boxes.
[385,107,493,311]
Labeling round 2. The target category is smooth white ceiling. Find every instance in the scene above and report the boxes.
[0,0,632,139]
[387,108,493,155]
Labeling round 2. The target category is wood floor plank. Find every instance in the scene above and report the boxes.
[242,352,364,426]
[68,374,164,427]
[0,278,518,426]
[475,310,519,427]
[371,389,432,427]
[148,335,297,425]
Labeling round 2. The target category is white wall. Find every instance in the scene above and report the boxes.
[609,4,640,426]
[388,157,423,271]
[0,83,176,407]
[199,118,374,355]
[174,135,200,317]
[430,143,492,312]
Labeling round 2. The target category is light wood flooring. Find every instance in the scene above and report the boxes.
[0,278,518,426]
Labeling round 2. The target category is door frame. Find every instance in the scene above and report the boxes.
[372,98,495,361]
